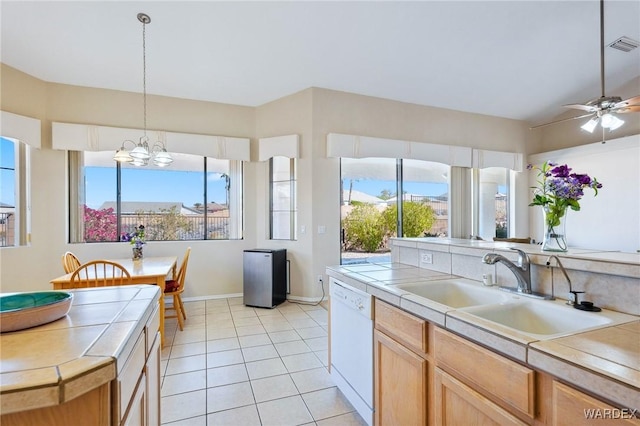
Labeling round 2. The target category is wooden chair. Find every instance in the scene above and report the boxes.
[164,247,191,331]
[62,251,81,274]
[70,260,132,287]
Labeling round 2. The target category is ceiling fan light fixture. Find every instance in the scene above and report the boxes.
[601,113,624,130]
[535,0,639,138]
[581,117,599,133]
[609,116,624,131]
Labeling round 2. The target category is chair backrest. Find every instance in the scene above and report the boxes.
[70,260,132,287]
[171,247,192,292]
[62,251,82,274]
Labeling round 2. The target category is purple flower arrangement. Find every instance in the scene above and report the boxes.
[122,225,146,248]
[528,161,602,231]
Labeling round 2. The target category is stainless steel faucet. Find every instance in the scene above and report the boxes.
[482,248,532,294]
[546,255,581,305]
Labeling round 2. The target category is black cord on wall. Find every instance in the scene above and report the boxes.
[284,258,326,307]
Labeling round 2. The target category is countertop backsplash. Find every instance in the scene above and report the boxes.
[390,238,640,316]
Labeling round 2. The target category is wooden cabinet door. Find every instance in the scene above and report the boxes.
[122,372,147,426]
[146,332,161,426]
[552,381,640,426]
[0,383,111,426]
[374,329,428,426]
[434,368,526,426]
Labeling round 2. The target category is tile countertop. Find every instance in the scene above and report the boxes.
[0,285,160,415]
[326,262,640,411]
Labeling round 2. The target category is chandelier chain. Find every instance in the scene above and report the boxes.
[142,18,147,136]
[113,12,172,167]
[599,0,606,98]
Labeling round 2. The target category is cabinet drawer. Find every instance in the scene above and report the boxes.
[146,305,160,356]
[117,332,146,423]
[375,299,427,355]
[434,328,535,419]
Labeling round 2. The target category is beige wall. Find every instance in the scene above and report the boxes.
[2,64,546,300]
[1,64,258,298]
[254,89,316,300]
[310,87,534,152]
[0,65,48,119]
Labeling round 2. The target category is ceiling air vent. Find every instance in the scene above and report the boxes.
[608,36,639,52]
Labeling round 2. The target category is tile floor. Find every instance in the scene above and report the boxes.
[160,297,367,426]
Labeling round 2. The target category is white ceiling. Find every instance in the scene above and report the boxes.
[1,1,639,126]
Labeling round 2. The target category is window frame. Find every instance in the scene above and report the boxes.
[70,151,244,243]
[0,136,30,247]
[339,158,518,250]
[269,156,297,241]
[340,157,450,264]
[471,167,512,240]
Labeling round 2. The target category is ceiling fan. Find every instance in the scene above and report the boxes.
[532,0,640,134]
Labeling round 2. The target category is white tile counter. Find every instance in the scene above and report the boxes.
[0,285,160,415]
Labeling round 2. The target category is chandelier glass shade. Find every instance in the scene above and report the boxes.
[113,13,173,167]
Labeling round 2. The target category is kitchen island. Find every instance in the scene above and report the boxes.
[0,285,161,426]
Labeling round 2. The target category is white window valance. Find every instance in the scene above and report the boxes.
[52,122,250,161]
[1,111,41,148]
[326,133,472,167]
[472,149,524,171]
[258,134,300,161]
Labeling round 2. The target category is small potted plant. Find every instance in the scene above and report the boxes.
[122,225,146,260]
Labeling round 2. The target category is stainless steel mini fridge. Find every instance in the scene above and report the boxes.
[243,249,287,308]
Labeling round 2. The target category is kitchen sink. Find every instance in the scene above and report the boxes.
[460,300,615,337]
[394,279,511,308]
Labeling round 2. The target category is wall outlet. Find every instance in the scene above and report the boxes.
[421,252,433,264]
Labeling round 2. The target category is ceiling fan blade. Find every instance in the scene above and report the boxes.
[612,95,640,109]
[613,105,640,113]
[530,113,595,130]
[563,103,598,112]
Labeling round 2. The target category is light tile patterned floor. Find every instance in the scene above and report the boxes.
[160,297,367,426]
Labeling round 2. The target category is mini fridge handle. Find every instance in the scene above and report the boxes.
[286,259,291,295]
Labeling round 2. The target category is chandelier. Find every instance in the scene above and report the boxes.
[114,13,173,167]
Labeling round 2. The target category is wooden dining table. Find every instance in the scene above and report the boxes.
[50,256,177,347]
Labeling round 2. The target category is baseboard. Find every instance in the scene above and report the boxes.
[181,292,329,305]
[181,293,243,303]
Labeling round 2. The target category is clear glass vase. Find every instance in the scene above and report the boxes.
[132,247,144,260]
[542,206,568,252]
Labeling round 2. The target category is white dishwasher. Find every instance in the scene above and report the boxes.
[329,278,373,426]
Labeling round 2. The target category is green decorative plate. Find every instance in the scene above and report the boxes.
[0,291,73,333]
